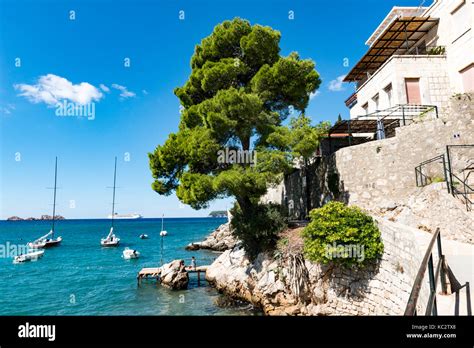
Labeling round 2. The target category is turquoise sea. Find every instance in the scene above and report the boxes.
[0,218,255,315]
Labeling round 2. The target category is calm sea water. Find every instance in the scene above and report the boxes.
[0,218,255,315]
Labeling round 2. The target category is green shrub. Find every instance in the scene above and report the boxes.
[302,201,384,267]
[231,203,286,260]
[430,176,445,183]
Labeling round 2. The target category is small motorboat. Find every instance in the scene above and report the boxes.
[160,230,167,237]
[13,250,45,264]
[122,248,140,259]
[139,234,149,239]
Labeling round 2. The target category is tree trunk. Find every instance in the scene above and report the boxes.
[236,195,253,217]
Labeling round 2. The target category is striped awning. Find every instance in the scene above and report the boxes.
[344,16,439,82]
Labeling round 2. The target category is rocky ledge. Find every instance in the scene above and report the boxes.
[185,222,237,251]
[160,259,189,290]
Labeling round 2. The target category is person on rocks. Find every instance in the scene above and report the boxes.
[191,256,196,270]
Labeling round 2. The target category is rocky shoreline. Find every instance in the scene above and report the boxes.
[7,215,65,221]
[200,218,440,315]
[185,222,237,251]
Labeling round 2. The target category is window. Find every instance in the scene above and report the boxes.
[460,64,474,92]
[362,102,369,115]
[384,84,393,107]
[372,94,379,111]
[405,78,421,104]
[451,0,470,43]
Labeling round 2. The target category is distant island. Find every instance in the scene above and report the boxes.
[6,215,65,221]
[208,211,227,218]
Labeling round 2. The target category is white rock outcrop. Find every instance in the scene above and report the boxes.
[186,222,237,251]
[160,259,189,290]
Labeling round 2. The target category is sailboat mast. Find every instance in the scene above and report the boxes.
[51,156,58,237]
[161,214,164,231]
[111,156,117,228]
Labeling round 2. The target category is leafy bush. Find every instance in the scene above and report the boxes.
[302,201,384,267]
[430,176,445,184]
[231,203,286,260]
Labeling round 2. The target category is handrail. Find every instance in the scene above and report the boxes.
[405,228,447,316]
[414,148,473,211]
[449,171,474,211]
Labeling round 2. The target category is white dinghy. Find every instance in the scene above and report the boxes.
[122,247,140,259]
[13,250,45,264]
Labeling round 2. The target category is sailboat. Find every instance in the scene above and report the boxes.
[101,157,120,247]
[27,157,63,249]
[159,214,168,237]
[159,214,168,265]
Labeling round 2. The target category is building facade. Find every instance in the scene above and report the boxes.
[345,0,474,119]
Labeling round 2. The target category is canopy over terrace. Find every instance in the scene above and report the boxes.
[344,16,439,83]
[327,118,400,140]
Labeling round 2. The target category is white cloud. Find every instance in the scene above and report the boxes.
[100,84,110,93]
[328,75,346,92]
[112,84,136,99]
[0,104,15,115]
[142,89,149,95]
[309,90,321,100]
[14,74,103,106]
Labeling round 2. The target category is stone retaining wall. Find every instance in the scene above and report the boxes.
[335,94,474,208]
[207,219,433,315]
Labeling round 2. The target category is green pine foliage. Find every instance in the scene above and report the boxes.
[149,18,325,258]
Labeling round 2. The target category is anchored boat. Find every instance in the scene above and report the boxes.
[13,250,45,264]
[122,247,140,259]
[27,157,63,249]
[101,157,120,247]
[160,214,168,237]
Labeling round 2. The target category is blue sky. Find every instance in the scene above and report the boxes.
[0,0,429,219]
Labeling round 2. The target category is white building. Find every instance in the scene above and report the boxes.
[345,0,474,119]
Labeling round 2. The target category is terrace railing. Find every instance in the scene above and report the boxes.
[356,46,446,88]
[355,104,438,126]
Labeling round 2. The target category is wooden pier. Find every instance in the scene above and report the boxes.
[137,265,209,286]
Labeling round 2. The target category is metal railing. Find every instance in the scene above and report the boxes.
[405,228,448,316]
[455,283,472,316]
[414,146,474,211]
[446,145,474,212]
[356,46,446,88]
[355,104,438,126]
[415,154,448,187]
